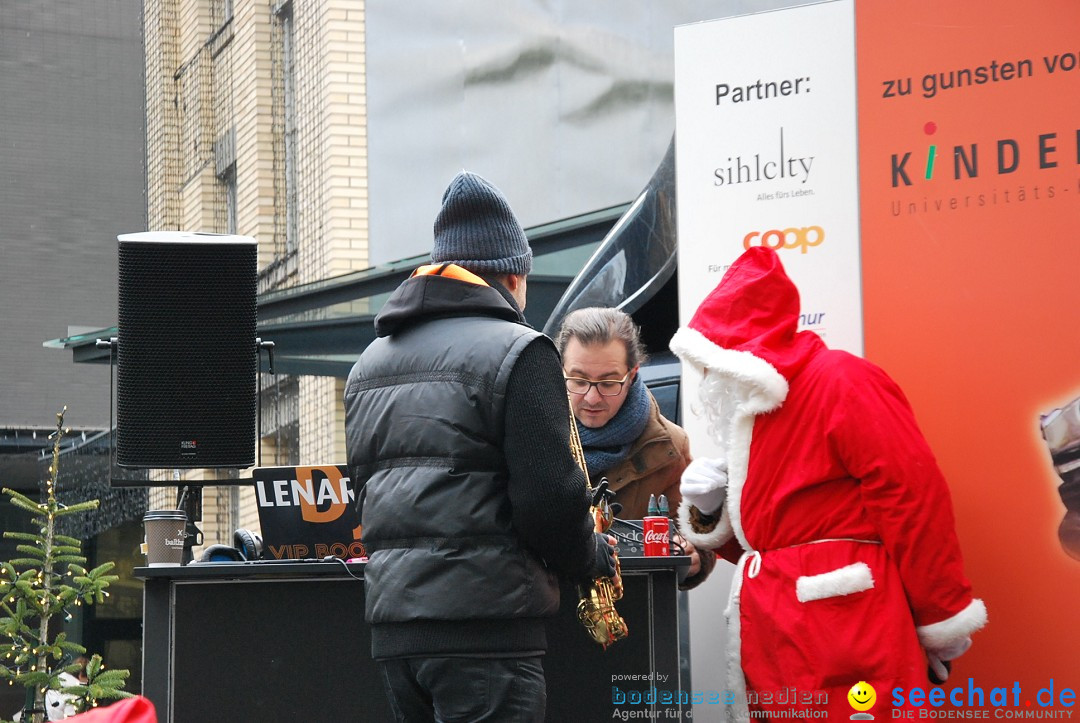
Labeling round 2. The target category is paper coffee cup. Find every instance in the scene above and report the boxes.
[143,510,188,567]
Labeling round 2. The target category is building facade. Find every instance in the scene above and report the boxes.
[141,0,369,548]
[0,0,149,709]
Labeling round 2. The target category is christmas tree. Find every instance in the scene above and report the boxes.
[0,408,132,722]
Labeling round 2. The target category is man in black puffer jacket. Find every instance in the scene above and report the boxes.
[344,171,616,722]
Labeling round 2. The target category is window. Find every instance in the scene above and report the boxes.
[215,129,237,234]
[212,0,233,28]
[223,166,237,234]
[276,1,298,255]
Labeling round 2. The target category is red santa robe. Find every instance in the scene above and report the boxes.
[670,247,986,721]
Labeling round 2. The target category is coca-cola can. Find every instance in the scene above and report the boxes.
[643,516,670,557]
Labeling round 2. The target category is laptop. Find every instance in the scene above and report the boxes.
[252,464,365,561]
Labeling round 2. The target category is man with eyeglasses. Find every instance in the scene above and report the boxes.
[556,307,715,587]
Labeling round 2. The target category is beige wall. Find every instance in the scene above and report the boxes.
[144,0,368,554]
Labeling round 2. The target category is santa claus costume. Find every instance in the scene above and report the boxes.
[670,247,986,721]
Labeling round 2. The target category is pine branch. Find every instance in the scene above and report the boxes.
[13,546,46,561]
[53,501,99,517]
[5,560,45,568]
[2,534,42,544]
[1,493,43,516]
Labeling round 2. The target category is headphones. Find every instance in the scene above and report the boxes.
[197,528,263,563]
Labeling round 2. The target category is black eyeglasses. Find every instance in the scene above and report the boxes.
[564,371,632,397]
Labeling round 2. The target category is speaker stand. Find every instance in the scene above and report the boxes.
[176,484,203,565]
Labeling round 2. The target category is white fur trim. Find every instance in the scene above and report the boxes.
[723,553,752,723]
[795,562,875,603]
[671,326,781,553]
[725,603,747,723]
[676,498,734,550]
[916,599,988,651]
[669,327,788,414]
[724,413,753,553]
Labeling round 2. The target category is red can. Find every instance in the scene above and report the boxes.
[643,516,670,557]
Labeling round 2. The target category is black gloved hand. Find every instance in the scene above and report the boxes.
[591,478,615,507]
[585,531,617,581]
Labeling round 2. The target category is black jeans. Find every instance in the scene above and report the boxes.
[377,656,546,723]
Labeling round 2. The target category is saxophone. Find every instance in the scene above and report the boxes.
[568,396,628,648]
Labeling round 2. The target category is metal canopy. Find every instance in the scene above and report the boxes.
[45,204,628,378]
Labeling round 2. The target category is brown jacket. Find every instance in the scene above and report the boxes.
[598,395,716,588]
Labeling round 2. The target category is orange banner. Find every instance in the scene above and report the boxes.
[857,0,1080,687]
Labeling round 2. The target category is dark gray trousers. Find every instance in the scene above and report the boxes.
[377,655,546,723]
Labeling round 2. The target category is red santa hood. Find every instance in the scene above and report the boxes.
[670,246,824,415]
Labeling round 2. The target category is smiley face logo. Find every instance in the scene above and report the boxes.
[847,681,877,712]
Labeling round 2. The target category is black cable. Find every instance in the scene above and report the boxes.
[610,518,642,545]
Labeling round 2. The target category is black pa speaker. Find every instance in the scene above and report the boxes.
[116,232,258,468]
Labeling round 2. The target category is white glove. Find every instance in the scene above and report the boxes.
[926,637,971,683]
[680,457,728,515]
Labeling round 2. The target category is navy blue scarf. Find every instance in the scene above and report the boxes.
[577,374,651,479]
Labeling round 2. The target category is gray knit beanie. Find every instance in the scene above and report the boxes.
[431,172,533,275]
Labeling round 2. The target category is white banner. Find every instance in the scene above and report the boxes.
[672,1,860,705]
[674,0,861,374]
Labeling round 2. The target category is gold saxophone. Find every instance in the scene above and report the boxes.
[568,396,628,648]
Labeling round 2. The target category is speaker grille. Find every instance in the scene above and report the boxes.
[116,236,258,468]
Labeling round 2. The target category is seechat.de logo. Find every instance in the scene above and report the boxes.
[743,226,824,254]
[849,681,877,720]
